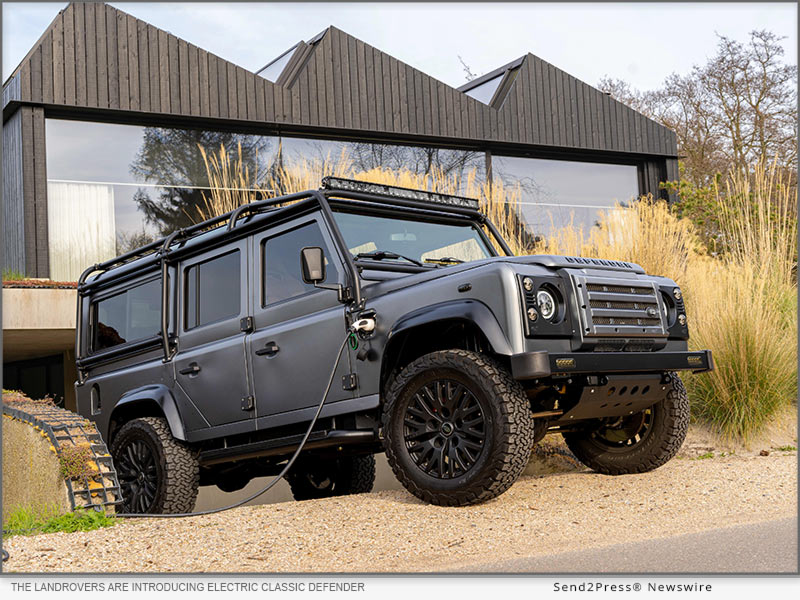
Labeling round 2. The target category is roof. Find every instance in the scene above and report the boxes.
[2,2,676,157]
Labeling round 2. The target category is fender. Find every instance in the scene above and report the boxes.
[386,299,514,356]
[112,384,187,441]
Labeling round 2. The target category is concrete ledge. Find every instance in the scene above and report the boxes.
[2,287,76,330]
[2,288,76,361]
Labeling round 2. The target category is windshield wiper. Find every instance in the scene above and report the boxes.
[354,250,424,267]
[423,256,464,265]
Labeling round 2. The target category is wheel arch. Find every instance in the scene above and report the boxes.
[380,300,513,394]
[108,384,187,444]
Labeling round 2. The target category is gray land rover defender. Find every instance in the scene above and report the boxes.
[75,177,713,512]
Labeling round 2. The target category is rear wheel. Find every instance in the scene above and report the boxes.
[286,455,376,501]
[111,417,199,514]
[563,373,689,475]
[382,350,535,506]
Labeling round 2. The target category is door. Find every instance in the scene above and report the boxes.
[249,216,354,422]
[173,240,253,427]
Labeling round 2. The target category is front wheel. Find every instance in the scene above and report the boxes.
[562,373,689,475]
[382,350,535,506]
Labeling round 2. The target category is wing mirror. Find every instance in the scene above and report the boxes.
[301,246,326,284]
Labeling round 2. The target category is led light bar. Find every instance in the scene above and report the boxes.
[321,176,481,210]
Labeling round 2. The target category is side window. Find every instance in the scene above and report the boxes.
[185,250,241,330]
[263,222,340,306]
[93,279,161,351]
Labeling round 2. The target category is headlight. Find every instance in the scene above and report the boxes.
[536,290,556,320]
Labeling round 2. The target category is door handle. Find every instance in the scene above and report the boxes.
[179,363,201,375]
[255,342,280,357]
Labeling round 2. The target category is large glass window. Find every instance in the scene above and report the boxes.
[93,279,161,351]
[263,222,340,306]
[185,251,241,330]
[45,119,484,281]
[333,212,494,264]
[491,156,640,236]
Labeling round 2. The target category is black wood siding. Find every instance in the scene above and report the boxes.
[2,109,26,274]
[6,4,677,158]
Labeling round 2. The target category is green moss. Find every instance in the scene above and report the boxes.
[57,444,94,480]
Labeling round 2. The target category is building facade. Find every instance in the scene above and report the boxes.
[2,2,679,406]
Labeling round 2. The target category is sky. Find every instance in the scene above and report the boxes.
[2,2,797,91]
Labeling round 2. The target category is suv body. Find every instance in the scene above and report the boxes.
[75,178,712,511]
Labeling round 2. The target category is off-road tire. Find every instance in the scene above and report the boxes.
[111,416,199,514]
[286,455,376,501]
[382,349,535,506]
[562,372,689,475]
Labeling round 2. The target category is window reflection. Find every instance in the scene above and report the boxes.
[491,155,639,236]
[45,118,486,279]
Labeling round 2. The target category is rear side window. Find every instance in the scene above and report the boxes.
[263,222,339,306]
[93,279,161,352]
[185,250,241,330]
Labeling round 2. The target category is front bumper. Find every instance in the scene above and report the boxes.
[510,349,714,380]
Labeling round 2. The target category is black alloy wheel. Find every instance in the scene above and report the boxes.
[116,438,160,513]
[403,379,486,479]
[110,417,199,514]
[383,349,535,506]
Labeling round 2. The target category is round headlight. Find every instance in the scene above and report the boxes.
[536,290,556,320]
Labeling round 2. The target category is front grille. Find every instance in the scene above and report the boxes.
[589,299,658,310]
[573,274,667,339]
[593,316,661,326]
[586,283,653,295]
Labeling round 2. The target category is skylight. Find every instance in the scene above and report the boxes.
[256,44,298,83]
[464,74,503,105]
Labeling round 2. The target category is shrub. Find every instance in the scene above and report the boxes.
[57,443,94,481]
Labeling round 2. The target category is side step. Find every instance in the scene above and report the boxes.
[199,429,377,466]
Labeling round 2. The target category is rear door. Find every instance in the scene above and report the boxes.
[173,239,253,427]
[248,215,354,423]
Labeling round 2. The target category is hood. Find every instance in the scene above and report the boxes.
[358,253,646,295]
[501,254,645,274]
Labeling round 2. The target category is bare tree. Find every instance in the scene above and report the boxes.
[599,30,797,186]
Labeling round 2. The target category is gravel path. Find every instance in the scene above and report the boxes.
[3,452,796,573]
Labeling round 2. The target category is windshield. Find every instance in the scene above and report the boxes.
[332,211,494,265]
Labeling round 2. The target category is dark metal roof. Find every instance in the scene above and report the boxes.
[2,2,677,157]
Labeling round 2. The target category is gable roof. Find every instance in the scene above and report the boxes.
[3,2,676,157]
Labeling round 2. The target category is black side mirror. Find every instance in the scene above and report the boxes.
[301,246,326,284]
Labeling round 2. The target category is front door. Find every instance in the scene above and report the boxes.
[173,239,253,428]
[248,216,354,424]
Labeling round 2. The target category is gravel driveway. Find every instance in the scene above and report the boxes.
[4,452,795,573]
